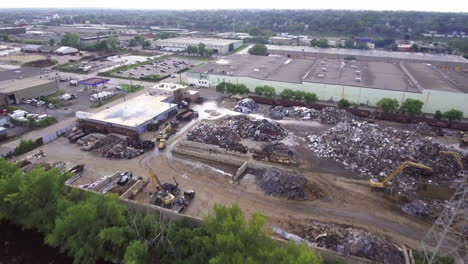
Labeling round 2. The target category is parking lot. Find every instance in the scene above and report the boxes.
[114,57,200,79]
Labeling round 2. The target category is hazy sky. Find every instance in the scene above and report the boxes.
[0,0,467,12]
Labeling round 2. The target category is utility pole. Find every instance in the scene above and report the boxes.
[421,171,468,264]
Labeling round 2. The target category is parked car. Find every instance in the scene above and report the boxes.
[115,85,123,90]
[117,172,133,185]
[36,101,46,107]
[69,80,78,86]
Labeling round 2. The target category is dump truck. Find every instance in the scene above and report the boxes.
[176,109,199,122]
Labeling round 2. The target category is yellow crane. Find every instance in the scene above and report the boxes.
[369,161,433,189]
[149,168,175,207]
[439,151,464,169]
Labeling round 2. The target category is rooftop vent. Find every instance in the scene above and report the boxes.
[355,77,361,82]
[253,69,260,72]
[355,71,361,74]
[322,68,327,72]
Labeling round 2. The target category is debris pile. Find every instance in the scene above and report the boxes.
[254,168,306,200]
[234,98,258,114]
[187,115,287,152]
[409,122,438,137]
[269,106,289,120]
[75,133,154,159]
[308,120,467,201]
[305,222,404,263]
[253,142,297,165]
[269,106,359,124]
[401,200,431,217]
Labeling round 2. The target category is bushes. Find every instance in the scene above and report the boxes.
[37,116,57,127]
[399,98,424,116]
[13,139,42,156]
[376,98,399,113]
[255,85,276,98]
[216,82,250,95]
[337,99,351,109]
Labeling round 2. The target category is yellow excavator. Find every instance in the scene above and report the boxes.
[149,168,175,208]
[369,161,433,189]
[439,151,464,169]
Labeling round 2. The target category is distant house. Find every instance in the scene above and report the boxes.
[55,46,79,55]
[21,44,42,53]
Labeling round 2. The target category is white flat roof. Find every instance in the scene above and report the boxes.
[88,94,176,128]
[156,37,242,46]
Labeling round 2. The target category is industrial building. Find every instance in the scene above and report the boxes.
[187,54,468,114]
[0,68,59,105]
[154,37,243,54]
[0,26,26,35]
[78,93,177,134]
[266,45,468,67]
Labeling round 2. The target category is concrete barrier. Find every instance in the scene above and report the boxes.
[172,146,246,167]
[93,171,122,192]
[120,179,145,199]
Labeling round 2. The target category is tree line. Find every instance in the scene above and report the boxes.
[61,33,120,53]
[0,159,322,264]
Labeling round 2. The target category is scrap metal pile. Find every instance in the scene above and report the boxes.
[305,222,404,264]
[270,106,359,124]
[74,133,154,159]
[234,98,258,114]
[253,142,297,165]
[307,120,466,194]
[187,115,287,153]
[254,168,306,200]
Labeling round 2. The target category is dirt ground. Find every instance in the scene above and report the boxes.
[0,54,46,65]
[18,105,443,252]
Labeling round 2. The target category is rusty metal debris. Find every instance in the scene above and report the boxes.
[269,106,359,124]
[253,142,297,165]
[187,115,287,153]
[254,168,306,200]
[305,221,404,264]
[234,98,258,114]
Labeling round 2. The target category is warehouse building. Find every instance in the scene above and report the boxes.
[0,68,59,105]
[154,37,243,54]
[266,45,468,67]
[187,54,468,114]
[0,26,26,35]
[78,93,177,135]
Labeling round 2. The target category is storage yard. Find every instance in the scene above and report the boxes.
[15,94,468,263]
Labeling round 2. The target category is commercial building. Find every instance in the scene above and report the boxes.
[154,37,243,54]
[78,93,177,134]
[55,46,79,55]
[0,27,26,35]
[21,44,42,53]
[269,37,296,45]
[266,45,467,67]
[187,54,468,114]
[0,68,59,105]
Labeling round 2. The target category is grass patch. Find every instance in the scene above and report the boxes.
[90,94,125,108]
[121,84,143,93]
[53,63,87,74]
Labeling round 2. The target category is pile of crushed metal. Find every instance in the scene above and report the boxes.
[234,98,258,114]
[252,142,297,165]
[68,131,155,159]
[187,115,287,153]
[307,120,467,217]
[254,168,307,200]
[304,222,404,264]
[270,106,359,124]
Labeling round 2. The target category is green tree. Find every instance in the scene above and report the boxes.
[128,39,138,47]
[216,82,227,93]
[159,32,176,39]
[204,204,322,264]
[376,98,400,113]
[337,99,351,108]
[442,109,463,122]
[293,90,306,101]
[47,194,131,264]
[399,98,424,116]
[106,38,119,52]
[248,27,262,36]
[280,89,296,100]
[255,85,276,98]
[49,38,55,46]
[304,92,318,104]
[316,38,329,48]
[124,240,148,264]
[1,34,10,42]
[61,33,81,48]
[198,42,207,56]
[134,35,145,46]
[434,110,442,120]
[248,44,268,56]
[344,39,355,48]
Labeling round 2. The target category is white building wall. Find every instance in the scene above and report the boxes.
[188,73,468,114]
